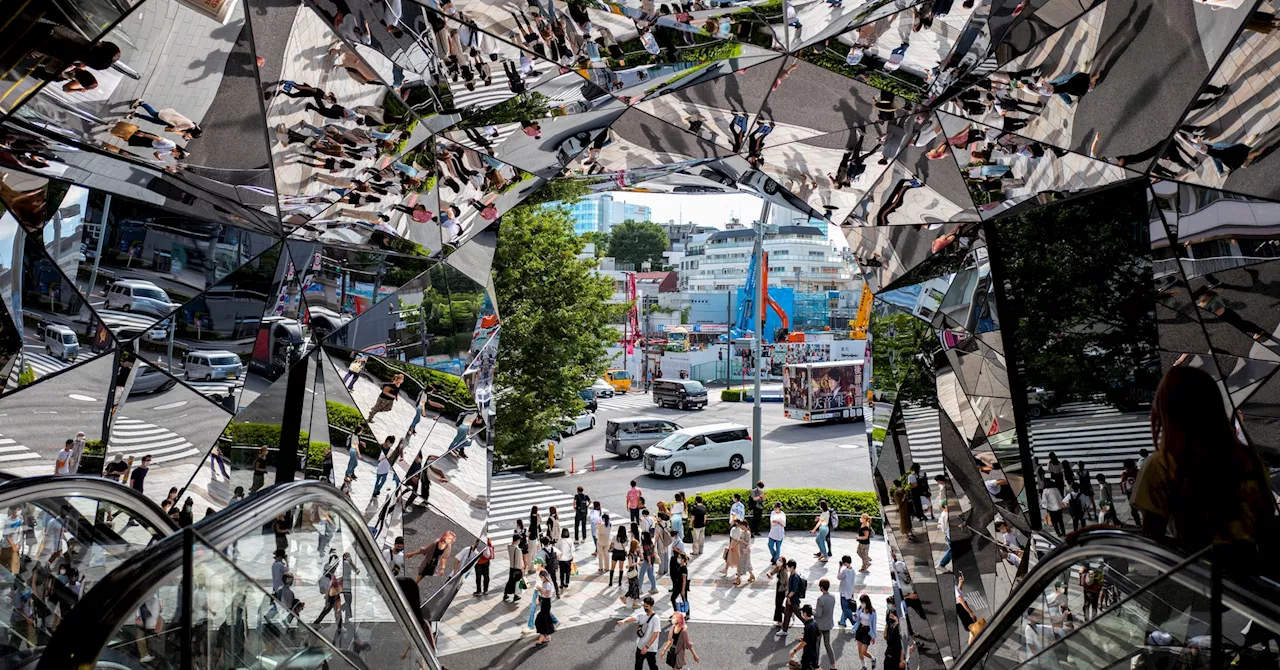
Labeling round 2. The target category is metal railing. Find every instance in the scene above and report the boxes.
[953,529,1280,670]
[38,481,439,670]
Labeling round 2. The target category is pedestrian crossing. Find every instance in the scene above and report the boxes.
[487,472,613,542]
[108,416,203,465]
[595,391,661,413]
[98,308,164,332]
[7,349,75,389]
[182,379,243,400]
[450,124,521,154]
[899,402,1150,483]
[448,69,519,114]
[0,431,41,464]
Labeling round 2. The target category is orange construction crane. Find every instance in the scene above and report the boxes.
[849,283,873,339]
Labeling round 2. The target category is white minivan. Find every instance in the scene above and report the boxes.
[642,423,751,478]
[43,324,79,362]
[105,279,175,317]
[183,350,244,381]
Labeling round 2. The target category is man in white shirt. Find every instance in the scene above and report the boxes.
[54,439,74,475]
[767,502,786,564]
[383,536,406,577]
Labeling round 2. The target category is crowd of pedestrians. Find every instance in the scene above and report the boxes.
[467,479,893,668]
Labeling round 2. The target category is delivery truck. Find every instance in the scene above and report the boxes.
[782,360,865,422]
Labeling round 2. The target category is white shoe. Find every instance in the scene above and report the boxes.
[140,655,155,663]
[774,630,787,638]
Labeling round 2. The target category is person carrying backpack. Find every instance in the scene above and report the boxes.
[1064,484,1086,532]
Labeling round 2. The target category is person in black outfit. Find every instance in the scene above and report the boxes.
[789,604,819,669]
[573,486,591,543]
[883,597,903,669]
[669,551,690,616]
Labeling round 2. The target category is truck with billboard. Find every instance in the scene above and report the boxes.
[783,361,865,422]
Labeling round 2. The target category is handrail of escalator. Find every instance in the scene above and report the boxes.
[952,529,1280,669]
[0,474,177,534]
[37,480,438,670]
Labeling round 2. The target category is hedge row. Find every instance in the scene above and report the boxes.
[657,488,880,536]
[721,389,742,402]
[325,401,366,446]
[363,356,474,415]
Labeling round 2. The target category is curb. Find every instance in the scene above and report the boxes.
[527,468,567,479]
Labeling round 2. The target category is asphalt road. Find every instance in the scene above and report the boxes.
[440,620,842,670]
[541,388,873,515]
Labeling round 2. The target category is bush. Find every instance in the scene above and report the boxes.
[83,439,107,455]
[223,422,310,449]
[721,389,742,402]
[687,488,880,535]
[304,441,331,475]
[364,356,473,415]
[17,364,34,386]
[326,400,365,444]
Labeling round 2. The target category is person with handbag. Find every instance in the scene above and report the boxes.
[749,481,766,535]
[851,594,877,668]
[733,520,756,586]
[617,596,662,670]
[660,611,700,669]
[534,569,556,646]
[620,539,642,609]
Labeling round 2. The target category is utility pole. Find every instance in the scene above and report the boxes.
[86,194,111,301]
[726,288,732,383]
[751,199,771,486]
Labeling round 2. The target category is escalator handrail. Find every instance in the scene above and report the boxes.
[38,481,438,670]
[952,529,1280,669]
[0,474,177,535]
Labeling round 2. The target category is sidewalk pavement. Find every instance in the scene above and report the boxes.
[335,361,488,543]
[436,529,894,657]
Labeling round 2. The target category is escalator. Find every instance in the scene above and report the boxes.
[953,529,1280,670]
[0,475,177,668]
[37,481,438,670]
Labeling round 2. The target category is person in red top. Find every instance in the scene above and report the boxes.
[474,537,494,596]
[626,480,642,535]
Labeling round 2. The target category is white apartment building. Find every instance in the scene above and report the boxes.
[678,225,857,293]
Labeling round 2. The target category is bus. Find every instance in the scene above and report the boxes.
[783,361,865,422]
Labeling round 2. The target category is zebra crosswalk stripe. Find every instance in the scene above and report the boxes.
[109,417,202,464]
[595,393,659,412]
[97,308,163,330]
[898,403,1149,482]
[487,472,615,541]
[0,435,41,463]
[10,350,73,386]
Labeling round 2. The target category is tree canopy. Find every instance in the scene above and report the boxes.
[995,182,1158,404]
[583,231,610,258]
[608,220,668,270]
[870,308,937,407]
[494,202,626,468]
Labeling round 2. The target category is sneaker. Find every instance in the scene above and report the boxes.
[871,659,877,668]
[512,595,521,603]
[774,630,787,638]
[140,656,155,663]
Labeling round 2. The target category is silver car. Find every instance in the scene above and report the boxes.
[605,417,682,460]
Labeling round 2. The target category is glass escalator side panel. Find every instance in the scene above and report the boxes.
[0,496,168,667]
[979,555,1168,670]
[999,558,1222,670]
[209,502,431,669]
[189,537,363,670]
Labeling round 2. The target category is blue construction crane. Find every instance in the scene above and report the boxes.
[732,250,788,343]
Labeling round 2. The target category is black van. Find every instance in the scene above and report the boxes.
[653,379,708,410]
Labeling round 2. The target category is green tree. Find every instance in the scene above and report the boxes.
[870,309,937,407]
[494,203,626,468]
[996,182,1157,405]
[457,92,551,128]
[522,179,592,210]
[583,231,610,258]
[608,220,669,270]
